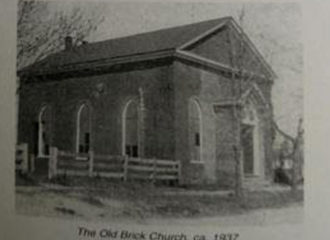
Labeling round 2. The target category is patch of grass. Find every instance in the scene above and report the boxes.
[241,190,303,210]
[80,195,104,207]
[57,179,303,216]
[143,188,303,218]
[178,183,231,191]
[16,178,304,220]
[148,194,244,218]
[15,172,40,186]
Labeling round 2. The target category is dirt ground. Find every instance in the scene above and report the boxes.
[15,180,304,226]
[148,204,303,226]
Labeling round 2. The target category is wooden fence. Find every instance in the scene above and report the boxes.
[16,143,28,173]
[48,147,181,183]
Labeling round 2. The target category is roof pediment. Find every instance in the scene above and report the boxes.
[179,19,276,79]
[213,83,270,114]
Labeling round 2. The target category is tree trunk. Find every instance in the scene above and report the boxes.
[291,119,303,192]
[233,103,244,199]
[291,131,302,192]
[234,144,244,198]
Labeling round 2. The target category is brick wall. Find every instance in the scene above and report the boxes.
[18,57,274,187]
[173,60,236,185]
[172,59,274,187]
[18,61,176,161]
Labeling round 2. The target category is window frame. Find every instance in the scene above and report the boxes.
[189,98,204,164]
[122,99,139,158]
[75,103,92,156]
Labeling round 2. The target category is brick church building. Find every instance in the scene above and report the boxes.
[17,17,276,187]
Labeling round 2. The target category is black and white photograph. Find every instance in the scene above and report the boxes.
[14,0,304,227]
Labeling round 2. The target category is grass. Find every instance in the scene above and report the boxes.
[15,175,304,221]
[15,172,40,186]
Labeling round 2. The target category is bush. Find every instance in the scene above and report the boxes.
[274,168,291,185]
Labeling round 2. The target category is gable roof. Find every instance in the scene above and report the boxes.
[21,18,228,72]
[19,17,276,79]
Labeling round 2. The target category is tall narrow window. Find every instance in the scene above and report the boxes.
[122,100,139,157]
[189,99,202,162]
[76,104,91,153]
[38,106,51,156]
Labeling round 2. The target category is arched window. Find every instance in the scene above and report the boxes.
[122,100,139,157]
[189,99,202,162]
[76,104,91,153]
[38,106,51,156]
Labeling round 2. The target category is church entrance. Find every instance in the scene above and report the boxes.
[241,124,254,174]
[240,99,262,176]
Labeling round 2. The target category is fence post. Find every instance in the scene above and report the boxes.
[152,158,157,183]
[16,143,28,174]
[22,143,28,173]
[48,147,58,180]
[89,150,94,177]
[177,160,182,185]
[54,148,58,177]
[123,155,128,182]
[48,147,53,180]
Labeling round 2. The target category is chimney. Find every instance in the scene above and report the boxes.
[65,36,73,50]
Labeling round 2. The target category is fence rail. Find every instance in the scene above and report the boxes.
[16,143,28,173]
[48,147,181,183]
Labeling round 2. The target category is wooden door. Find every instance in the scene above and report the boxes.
[241,124,254,174]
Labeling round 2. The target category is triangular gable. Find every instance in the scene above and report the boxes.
[239,82,270,110]
[178,17,276,80]
[213,83,270,114]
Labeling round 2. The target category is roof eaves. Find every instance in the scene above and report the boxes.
[175,50,234,73]
[175,50,270,81]
[18,49,175,76]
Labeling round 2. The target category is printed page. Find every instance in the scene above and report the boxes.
[0,0,329,239]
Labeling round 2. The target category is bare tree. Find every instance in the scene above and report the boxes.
[17,0,104,70]
[227,6,264,198]
[273,118,304,191]
[241,6,304,190]
[15,1,105,142]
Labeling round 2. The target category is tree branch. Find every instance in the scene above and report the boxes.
[272,120,295,143]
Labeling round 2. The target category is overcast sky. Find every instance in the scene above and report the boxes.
[57,1,303,136]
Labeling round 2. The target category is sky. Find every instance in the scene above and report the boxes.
[55,1,303,136]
